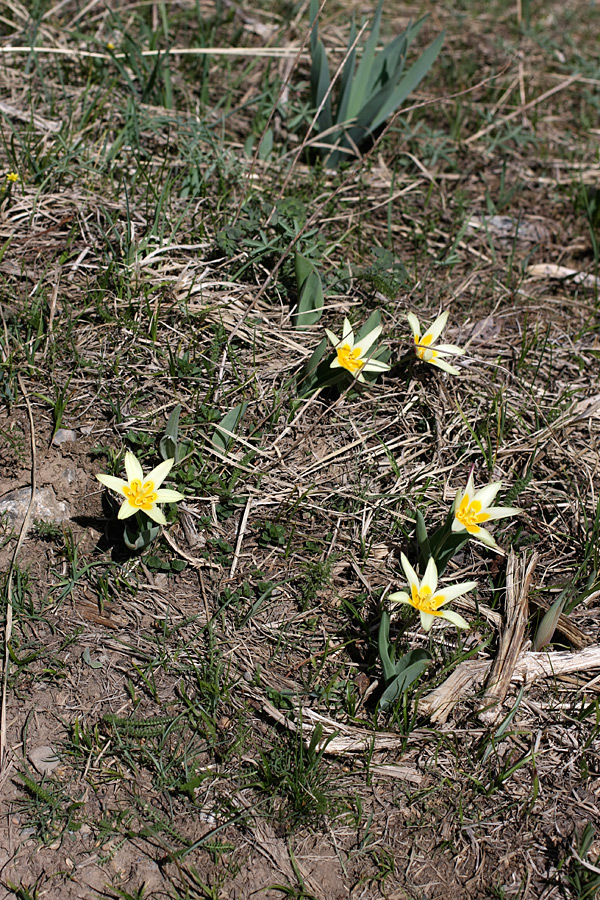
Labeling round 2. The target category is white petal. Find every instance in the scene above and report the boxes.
[144,505,167,525]
[354,323,382,357]
[473,482,502,509]
[484,505,521,521]
[421,310,449,344]
[435,343,464,355]
[451,518,467,534]
[325,328,340,348]
[438,609,470,629]
[400,552,420,596]
[422,557,438,595]
[330,358,342,369]
[125,451,144,484]
[428,357,461,375]
[434,580,477,605]
[362,359,391,372]
[155,488,184,503]
[356,372,366,383]
[406,312,421,339]
[341,317,354,344]
[96,473,127,494]
[420,611,435,632]
[463,471,475,501]
[472,526,499,548]
[388,591,410,605]
[117,499,138,520]
[145,458,174,490]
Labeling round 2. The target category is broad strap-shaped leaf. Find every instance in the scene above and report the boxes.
[346,0,384,120]
[293,252,324,329]
[309,0,333,134]
[377,609,397,682]
[369,32,444,132]
[415,509,431,569]
[533,592,567,651]
[379,652,430,711]
[355,309,381,343]
[335,19,358,129]
[212,402,248,454]
[160,403,181,461]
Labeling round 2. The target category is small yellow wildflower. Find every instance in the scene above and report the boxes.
[388,553,475,632]
[325,317,390,383]
[106,42,115,50]
[5,172,19,183]
[96,451,184,526]
[407,310,464,375]
[451,472,521,548]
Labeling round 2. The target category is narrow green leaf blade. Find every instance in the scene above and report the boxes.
[212,402,248,454]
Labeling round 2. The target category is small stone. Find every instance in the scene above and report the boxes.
[29,745,60,776]
[52,428,77,446]
[0,485,70,528]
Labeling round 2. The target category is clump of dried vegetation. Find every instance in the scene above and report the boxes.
[1,0,600,898]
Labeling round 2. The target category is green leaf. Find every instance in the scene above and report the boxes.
[377,609,397,681]
[335,19,358,128]
[346,0,384,120]
[160,403,181,461]
[212,402,248,454]
[293,253,324,328]
[309,0,333,135]
[355,309,381,343]
[415,509,431,566]
[369,32,444,132]
[533,592,567,651]
[379,656,430,711]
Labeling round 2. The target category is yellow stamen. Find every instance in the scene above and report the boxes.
[123,478,158,511]
[337,343,364,373]
[456,495,490,531]
[410,584,444,615]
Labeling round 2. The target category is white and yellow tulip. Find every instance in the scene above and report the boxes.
[451,473,521,548]
[388,553,475,632]
[325,317,390,382]
[96,451,184,526]
[407,310,464,375]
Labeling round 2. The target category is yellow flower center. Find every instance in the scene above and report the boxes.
[456,495,490,532]
[410,584,443,615]
[337,343,364,373]
[123,479,158,511]
[414,333,437,361]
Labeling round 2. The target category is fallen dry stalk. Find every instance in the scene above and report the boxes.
[478,550,537,724]
[421,645,600,724]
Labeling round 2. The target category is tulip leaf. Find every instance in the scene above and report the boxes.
[309,0,333,135]
[533,592,567,651]
[377,609,397,681]
[160,404,181,461]
[355,309,381,342]
[212,402,248,454]
[379,652,430,711]
[308,2,443,169]
[293,252,324,329]
[415,509,431,569]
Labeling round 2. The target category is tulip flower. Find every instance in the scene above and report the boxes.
[388,553,475,632]
[451,473,521,548]
[97,451,184,526]
[407,310,464,375]
[325,317,390,382]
